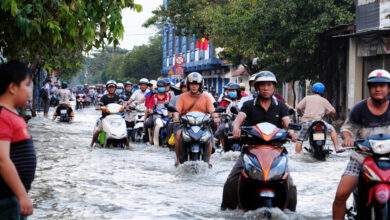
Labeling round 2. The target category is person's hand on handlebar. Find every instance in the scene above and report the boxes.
[342,132,354,148]
[288,131,297,142]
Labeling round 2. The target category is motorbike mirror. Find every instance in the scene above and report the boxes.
[215,106,226,113]
[288,123,302,131]
[213,102,218,108]
[230,106,239,115]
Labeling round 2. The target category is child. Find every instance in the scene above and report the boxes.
[0,61,36,219]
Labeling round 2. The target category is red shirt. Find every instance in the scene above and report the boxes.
[145,93,171,110]
[0,107,30,142]
[219,100,230,108]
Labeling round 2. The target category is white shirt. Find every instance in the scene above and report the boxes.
[129,89,149,104]
[58,89,72,104]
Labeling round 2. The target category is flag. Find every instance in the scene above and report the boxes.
[196,37,208,51]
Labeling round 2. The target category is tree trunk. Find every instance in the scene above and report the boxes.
[30,62,41,117]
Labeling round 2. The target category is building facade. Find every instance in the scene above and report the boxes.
[162,0,230,96]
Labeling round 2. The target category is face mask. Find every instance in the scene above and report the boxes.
[157,87,165,93]
[228,91,237,99]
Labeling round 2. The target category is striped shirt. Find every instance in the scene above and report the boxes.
[0,107,36,198]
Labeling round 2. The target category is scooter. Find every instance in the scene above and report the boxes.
[215,106,241,152]
[346,134,390,220]
[150,106,170,147]
[127,104,146,142]
[232,122,298,211]
[56,103,71,123]
[98,103,129,148]
[76,94,84,110]
[304,120,330,161]
[180,111,212,162]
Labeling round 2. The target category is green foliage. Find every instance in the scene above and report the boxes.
[86,35,162,84]
[0,0,142,78]
[147,0,355,81]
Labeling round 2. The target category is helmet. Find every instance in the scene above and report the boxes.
[157,79,166,87]
[186,72,203,84]
[117,83,124,88]
[162,78,172,86]
[149,80,157,87]
[139,78,149,85]
[249,73,258,82]
[106,80,117,88]
[61,82,68,89]
[312,82,325,95]
[367,69,390,84]
[224,82,240,90]
[124,81,132,86]
[254,71,277,84]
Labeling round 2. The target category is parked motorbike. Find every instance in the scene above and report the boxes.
[127,104,146,142]
[304,120,330,161]
[180,112,213,162]
[346,134,390,220]
[97,103,129,148]
[231,122,299,211]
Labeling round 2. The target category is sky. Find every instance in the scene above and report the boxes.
[119,0,162,50]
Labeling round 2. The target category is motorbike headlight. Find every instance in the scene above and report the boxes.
[268,156,288,181]
[188,116,196,125]
[200,131,211,143]
[243,154,264,181]
[182,130,191,142]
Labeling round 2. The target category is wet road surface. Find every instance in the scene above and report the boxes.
[28,107,351,219]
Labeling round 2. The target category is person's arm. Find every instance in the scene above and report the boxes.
[232,112,246,138]
[0,141,33,216]
[324,99,336,117]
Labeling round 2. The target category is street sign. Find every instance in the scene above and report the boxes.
[175,54,184,66]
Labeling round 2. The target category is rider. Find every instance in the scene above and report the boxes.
[144,79,172,146]
[221,70,297,210]
[90,80,121,147]
[332,69,390,219]
[174,72,215,166]
[123,81,133,101]
[219,82,241,109]
[52,82,74,121]
[128,78,149,106]
[295,82,341,153]
[237,73,259,109]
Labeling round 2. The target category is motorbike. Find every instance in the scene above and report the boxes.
[215,106,241,152]
[50,94,59,107]
[97,103,129,148]
[347,134,390,220]
[127,104,146,142]
[232,122,298,211]
[180,112,213,162]
[56,104,72,123]
[304,120,330,161]
[149,106,170,147]
[76,94,85,110]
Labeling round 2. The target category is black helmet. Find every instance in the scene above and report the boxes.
[157,79,165,87]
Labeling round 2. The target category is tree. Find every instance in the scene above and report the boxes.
[145,0,355,81]
[0,0,142,115]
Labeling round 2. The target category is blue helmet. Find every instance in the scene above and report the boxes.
[312,82,325,95]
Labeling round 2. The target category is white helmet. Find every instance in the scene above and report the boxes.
[254,71,277,84]
[249,73,260,82]
[117,83,124,88]
[367,69,390,84]
[106,80,117,88]
[187,72,203,84]
[139,78,149,85]
[149,80,157,88]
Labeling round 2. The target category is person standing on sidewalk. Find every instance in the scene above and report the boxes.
[41,78,51,118]
[0,61,37,219]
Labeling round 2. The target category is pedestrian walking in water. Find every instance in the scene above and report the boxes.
[0,61,37,219]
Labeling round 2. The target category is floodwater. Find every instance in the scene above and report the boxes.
[28,107,351,220]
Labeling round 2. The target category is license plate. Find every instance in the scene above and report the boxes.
[60,109,67,114]
[259,190,275,198]
[313,133,325,141]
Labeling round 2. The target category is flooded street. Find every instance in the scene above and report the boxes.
[28,107,351,220]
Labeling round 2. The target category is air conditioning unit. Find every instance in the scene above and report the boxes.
[356,0,390,33]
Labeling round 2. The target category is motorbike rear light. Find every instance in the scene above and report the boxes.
[374,184,390,204]
[313,124,324,132]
